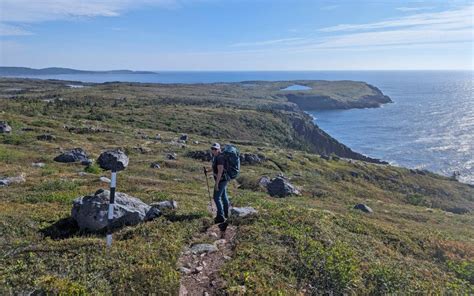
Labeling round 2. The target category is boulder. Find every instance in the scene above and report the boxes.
[190,244,218,254]
[155,134,162,141]
[71,189,152,231]
[240,153,265,165]
[54,148,89,163]
[37,134,56,141]
[353,204,373,213]
[0,121,12,133]
[97,149,129,172]
[231,207,258,218]
[150,162,161,169]
[150,200,178,211]
[81,159,93,166]
[186,150,213,162]
[179,134,188,141]
[267,176,300,198]
[166,153,177,160]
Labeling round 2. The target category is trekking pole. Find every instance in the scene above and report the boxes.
[203,167,213,213]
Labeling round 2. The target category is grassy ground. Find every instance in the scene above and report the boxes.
[0,78,473,295]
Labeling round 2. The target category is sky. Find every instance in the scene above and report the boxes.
[0,0,473,71]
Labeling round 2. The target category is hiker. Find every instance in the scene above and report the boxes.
[209,143,230,223]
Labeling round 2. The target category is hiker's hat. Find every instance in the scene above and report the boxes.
[211,143,221,150]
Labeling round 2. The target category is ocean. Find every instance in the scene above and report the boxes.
[6,70,473,184]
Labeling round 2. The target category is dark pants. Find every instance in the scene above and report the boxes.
[213,180,230,219]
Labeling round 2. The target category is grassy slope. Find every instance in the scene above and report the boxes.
[0,78,472,295]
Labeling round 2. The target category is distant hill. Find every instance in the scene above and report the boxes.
[0,67,156,75]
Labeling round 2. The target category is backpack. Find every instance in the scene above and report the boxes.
[222,144,240,180]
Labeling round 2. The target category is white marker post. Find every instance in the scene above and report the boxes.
[106,169,117,247]
[97,149,129,248]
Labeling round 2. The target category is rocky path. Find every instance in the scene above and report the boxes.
[178,222,236,295]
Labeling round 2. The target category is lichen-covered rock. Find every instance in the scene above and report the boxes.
[267,176,300,198]
[54,148,89,163]
[97,149,129,172]
[71,189,150,231]
[353,204,373,213]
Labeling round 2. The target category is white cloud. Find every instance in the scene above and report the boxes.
[0,0,180,23]
[0,23,32,36]
[230,38,306,47]
[396,6,435,12]
[320,5,339,11]
[229,5,474,53]
[319,5,473,32]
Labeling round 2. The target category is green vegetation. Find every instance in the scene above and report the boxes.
[0,78,472,294]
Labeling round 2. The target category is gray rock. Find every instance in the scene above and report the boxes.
[155,134,162,141]
[150,200,178,210]
[231,207,258,218]
[150,162,161,169]
[71,189,151,231]
[258,176,271,188]
[97,149,129,172]
[0,174,26,187]
[190,244,218,254]
[99,176,111,183]
[267,176,300,198]
[145,207,162,221]
[81,159,93,166]
[353,204,373,213]
[179,134,188,141]
[187,150,212,161]
[0,121,12,133]
[32,162,46,168]
[179,267,192,275]
[166,153,177,160]
[37,134,56,141]
[240,153,265,165]
[193,140,199,145]
[133,146,151,154]
[54,148,89,163]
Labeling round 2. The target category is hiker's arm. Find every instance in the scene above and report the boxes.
[215,164,224,190]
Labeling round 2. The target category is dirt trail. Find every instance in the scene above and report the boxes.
[178,223,237,296]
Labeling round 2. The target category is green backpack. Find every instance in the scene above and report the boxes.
[222,144,240,180]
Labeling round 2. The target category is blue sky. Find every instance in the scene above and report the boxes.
[0,0,472,70]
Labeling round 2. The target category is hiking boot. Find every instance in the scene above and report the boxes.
[214,216,226,224]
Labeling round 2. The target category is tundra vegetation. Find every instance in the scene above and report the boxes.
[0,78,472,295]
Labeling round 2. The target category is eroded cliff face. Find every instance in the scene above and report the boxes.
[279,111,386,164]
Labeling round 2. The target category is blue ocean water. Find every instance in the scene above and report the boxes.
[6,71,473,184]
